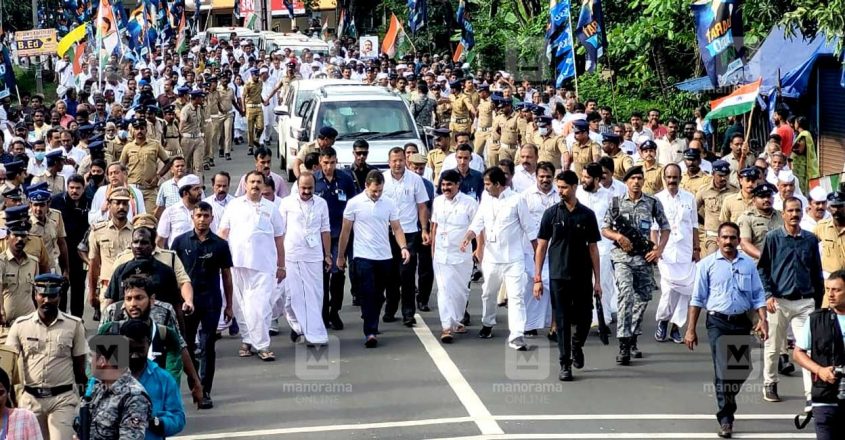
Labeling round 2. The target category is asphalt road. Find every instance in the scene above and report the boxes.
[98,142,814,439]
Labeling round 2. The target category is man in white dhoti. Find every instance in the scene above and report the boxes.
[219,170,286,361]
[653,163,700,344]
[576,162,616,325]
[431,169,479,343]
[461,167,537,351]
[280,172,332,345]
[521,162,558,336]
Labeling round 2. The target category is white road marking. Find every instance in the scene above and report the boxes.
[495,414,798,420]
[430,434,814,439]
[411,313,505,435]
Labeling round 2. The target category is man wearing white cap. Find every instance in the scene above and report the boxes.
[773,170,808,212]
[376,73,389,88]
[280,172,331,344]
[156,174,204,249]
[800,186,830,233]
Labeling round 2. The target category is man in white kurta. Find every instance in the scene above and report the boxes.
[156,174,202,249]
[653,164,699,343]
[431,170,479,342]
[576,162,616,324]
[462,167,537,350]
[521,163,558,334]
[280,173,332,344]
[219,171,286,360]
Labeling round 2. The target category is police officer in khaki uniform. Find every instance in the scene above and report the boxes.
[434,85,452,129]
[293,127,338,179]
[87,187,134,313]
[567,119,602,177]
[0,219,39,338]
[473,85,494,156]
[179,90,206,178]
[720,167,759,223]
[145,106,164,143]
[639,141,664,196]
[464,79,480,109]
[244,67,265,154]
[492,97,520,164]
[534,116,565,170]
[738,183,783,261]
[0,205,51,274]
[204,76,223,170]
[27,186,69,276]
[602,133,633,181]
[680,148,713,196]
[696,160,738,256]
[814,188,845,308]
[121,118,170,213]
[31,150,66,196]
[161,105,182,156]
[449,81,476,144]
[6,273,88,440]
[216,74,238,161]
[174,86,191,116]
[427,128,452,184]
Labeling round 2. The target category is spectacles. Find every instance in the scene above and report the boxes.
[354,151,369,156]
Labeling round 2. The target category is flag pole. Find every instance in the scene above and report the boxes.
[567,6,578,98]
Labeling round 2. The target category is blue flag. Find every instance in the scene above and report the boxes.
[284,0,295,20]
[575,0,606,73]
[548,0,575,87]
[456,0,474,51]
[408,0,426,35]
[691,0,746,87]
[0,42,14,101]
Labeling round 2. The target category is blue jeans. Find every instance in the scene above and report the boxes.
[813,402,845,440]
[706,312,753,425]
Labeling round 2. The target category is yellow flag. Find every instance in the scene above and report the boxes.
[57,24,87,58]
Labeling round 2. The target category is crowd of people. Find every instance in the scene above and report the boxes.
[0,31,840,440]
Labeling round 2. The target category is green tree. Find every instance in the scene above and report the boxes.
[782,0,845,55]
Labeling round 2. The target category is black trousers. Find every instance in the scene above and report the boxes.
[323,236,345,321]
[62,252,86,318]
[354,258,391,336]
[706,312,753,425]
[813,402,845,440]
[185,304,222,394]
[550,278,593,366]
[384,231,419,320]
[415,234,434,306]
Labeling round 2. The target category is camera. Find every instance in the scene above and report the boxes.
[834,365,845,401]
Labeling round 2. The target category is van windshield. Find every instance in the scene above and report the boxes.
[317,100,416,139]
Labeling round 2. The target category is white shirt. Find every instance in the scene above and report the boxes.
[470,188,536,264]
[279,195,331,262]
[774,192,809,212]
[431,193,478,264]
[576,185,614,254]
[342,192,400,261]
[440,152,485,175]
[521,186,560,254]
[220,196,286,273]
[88,184,147,225]
[203,193,234,234]
[512,166,538,193]
[381,170,429,233]
[27,157,48,178]
[631,127,654,146]
[157,200,194,248]
[800,211,829,233]
[602,179,628,198]
[654,189,697,280]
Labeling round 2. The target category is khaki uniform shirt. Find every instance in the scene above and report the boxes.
[493,113,520,147]
[120,139,169,187]
[0,250,38,323]
[427,148,452,183]
[719,191,754,223]
[726,154,754,187]
[244,79,263,106]
[206,90,222,117]
[29,210,66,270]
[609,150,634,181]
[449,93,473,122]
[179,102,204,136]
[6,311,87,387]
[570,141,602,177]
[0,232,50,274]
[88,220,134,283]
[466,90,480,109]
[31,171,66,196]
[105,138,125,164]
[296,140,320,162]
[738,208,783,255]
[476,98,494,130]
[697,183,739,232]
[681,170,713,197]
[517,117,529,142]
[814,219,845,275]
[161,119,181,154]
[642,161,664,196]
[536,134,566,169]
[112,248,191,287]
[218,87,235,113]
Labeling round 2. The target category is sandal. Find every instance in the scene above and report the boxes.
[238,343,254,357]
[440,330,454,344]
[257,349,276,361]
[453,324,468,334]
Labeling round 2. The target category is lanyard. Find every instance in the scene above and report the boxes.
[298,198,315,226]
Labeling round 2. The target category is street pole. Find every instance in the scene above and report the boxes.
[31,0,43,94]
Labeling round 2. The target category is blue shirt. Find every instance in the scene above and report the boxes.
[438,169,483,201]
[314,169,358,237]
[138,359,186,439]
[691,251,767,315]
[758,227,824,300]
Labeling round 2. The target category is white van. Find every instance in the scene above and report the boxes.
[261,31,330,56]
[204,27,261,48]
[277,84,425,179]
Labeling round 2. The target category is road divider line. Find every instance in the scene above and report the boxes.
[412,313,505,435]
[494,414,798,421]
[430,434,815,439]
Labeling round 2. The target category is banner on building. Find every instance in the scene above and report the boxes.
[691,0,746,87]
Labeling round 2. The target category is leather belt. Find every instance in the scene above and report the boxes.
[707,311,749,322]
[246,104,263,108]
[183,134,203,139]
[778,294,816,302]
[478,127,491,132]
[25,384,74,398]
[451,117,470,124]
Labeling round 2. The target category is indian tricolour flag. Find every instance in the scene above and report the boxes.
[244,12,259,30]
[382,13,408,59]
[810,173,845,194]
[704,78,762,120]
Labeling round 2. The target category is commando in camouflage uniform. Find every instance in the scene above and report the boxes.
[86,371,151,439]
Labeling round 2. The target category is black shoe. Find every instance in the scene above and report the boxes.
[497,299,508,308]
[290,329,302,343]
[364,335,378,348]
[198,392,214,409]
[717,423,733,438]
[558,365,573,382]
[383,315,398,323]
[218,150,224,158]
[779,354,795,375]
[763,383,781,402]
[630,335,643,359]
[329,314,344,330]
[417,302,431,312]
[461,312,471,326]
[524,329,538,337]
[547,329,558,341]
[226,153,232,161]
[478,326,493,339]
[572,346,585,369]
[403,317,417,327]
[616,338,631,366]
[471,268,483,282]
[248,147,254,156]
[203,163,210,171]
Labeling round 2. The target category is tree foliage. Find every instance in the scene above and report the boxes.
[781,0,845,56]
